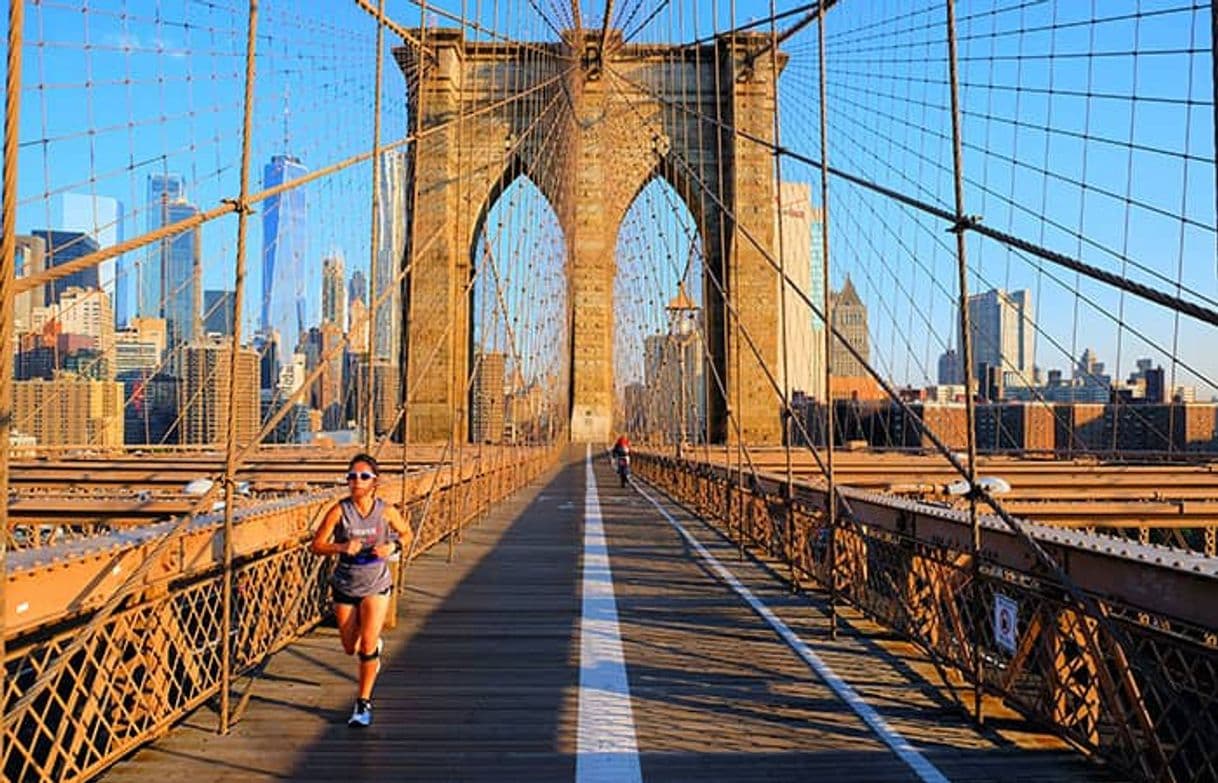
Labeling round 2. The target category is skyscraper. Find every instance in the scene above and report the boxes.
[128,317,167,356]
[774,182,826,401]
[14,235,47,332]
[830,275,870,378]
[55,193,124,324]
[140,174,186,320]
[938,347,963,385]
[31,230,101,304]
[349,269,367,305]
[203,290,236,336]
[14,376,125,447]
[57,287,115,359]
[255,331,281,392]
[348,297,370,354]
[351,356,399,437]
[965,288,1035,387]
[147,174,185,212]
[262,155,310,354]
[374,150,408,361]
[472,351,506,443]
[180,337,260,446]
[640,307,706,444]
[322,252,347,329]
[163,200,202,350]
[1072,347,1111,402]
[57,193,123,247]
[317,321,346,430]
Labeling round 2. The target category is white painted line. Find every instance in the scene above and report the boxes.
[633,480,951,783]
[576,444,643,783]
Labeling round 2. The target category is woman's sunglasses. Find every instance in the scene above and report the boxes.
[346,471,377,481]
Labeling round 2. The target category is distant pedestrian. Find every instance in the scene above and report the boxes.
[611,434,632,487]
[611,434,631,460]
[310,452,413,727]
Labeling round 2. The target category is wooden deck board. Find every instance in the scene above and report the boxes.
[100,448,1122,782]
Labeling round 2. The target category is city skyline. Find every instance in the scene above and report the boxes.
[17,207,1214,407]
[11,1,1216,416]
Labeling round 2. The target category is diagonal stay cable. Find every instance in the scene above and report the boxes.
[526,0,567,40]
[228,52,576,722]
[9,65,570,719]
[406,0,576,61]
[17,65,575,297]
[605,64,1179,702]
[604,66,846,505]
[606,63,1218,329]
[1,195,462,728]
[619,0,667,45]
[794,66,1218,306]
[370,74,572,449]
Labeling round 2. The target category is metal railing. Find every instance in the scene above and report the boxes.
[2,445,557,783]
[635,452,1218,783]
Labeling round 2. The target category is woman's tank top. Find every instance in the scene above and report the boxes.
[330,498,394,597]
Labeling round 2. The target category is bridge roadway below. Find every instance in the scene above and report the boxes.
[100,446,1117,782]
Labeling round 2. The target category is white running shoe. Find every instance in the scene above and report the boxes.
[347,698,372,727]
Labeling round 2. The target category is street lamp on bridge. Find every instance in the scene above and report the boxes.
[666,282,700,460]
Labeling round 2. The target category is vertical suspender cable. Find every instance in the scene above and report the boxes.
[768,0,797,589]
[0,0,27,677]
[427,0,457,564]
[399,0,433,589]
[696,5,712,467]
[816,0,838,638]
[365,0,388,453]
[371,0,405,629]
[944,0,984,727]
[399,13,428,533]
[400,13,431,550]
[219,0,260,735]
[599,0,616,66]
[730,0,745,557]
[724,2,743,556]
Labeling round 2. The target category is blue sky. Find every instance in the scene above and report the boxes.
[777,0,1216,396]
[12,0,398,337]
[7,1,1214,397]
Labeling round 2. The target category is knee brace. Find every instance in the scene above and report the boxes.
[358,647,381,662]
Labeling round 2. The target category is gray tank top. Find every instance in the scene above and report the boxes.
[330,498,394,597]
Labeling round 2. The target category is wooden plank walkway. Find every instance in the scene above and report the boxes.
[101,446,1122,782]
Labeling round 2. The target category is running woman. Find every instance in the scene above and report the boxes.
[311,452,413,727]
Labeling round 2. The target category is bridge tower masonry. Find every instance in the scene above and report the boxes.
[395,29,786,444]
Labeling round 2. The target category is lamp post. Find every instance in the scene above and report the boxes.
[666,283,699,460]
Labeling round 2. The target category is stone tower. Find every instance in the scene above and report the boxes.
[395,29,787,444]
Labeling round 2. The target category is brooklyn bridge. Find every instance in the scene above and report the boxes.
[2,1,1216,781]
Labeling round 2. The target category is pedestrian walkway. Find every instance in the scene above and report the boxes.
[101,446,1115,782]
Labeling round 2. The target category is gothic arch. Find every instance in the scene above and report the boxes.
[396,29,786,444]
[620,160,709,255]
[469,166,561,272]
